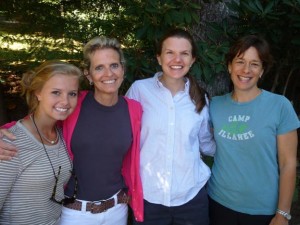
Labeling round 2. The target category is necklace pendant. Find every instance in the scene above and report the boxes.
[30,114,59,145]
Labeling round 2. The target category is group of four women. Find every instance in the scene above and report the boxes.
[0,28,299,225]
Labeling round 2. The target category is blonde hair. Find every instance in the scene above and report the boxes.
[21,61,82,113]
[83,36,125,70]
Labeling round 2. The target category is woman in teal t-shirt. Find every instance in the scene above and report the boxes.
[208,35,299,225]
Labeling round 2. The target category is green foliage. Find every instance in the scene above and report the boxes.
[1,0,300,98]
[117,0,205,82]
[0,1,207,90]
[206,0,300,95]
[0,0,227,87]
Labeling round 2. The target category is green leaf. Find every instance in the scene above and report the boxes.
[136,25,148,39]
[254,0,263,12]
[190,62,202,80]
[203,66,213,81]
[243,1,260,14]
[184,10,192,24]
[226,0,240,12]
[189,2,202,10]
[215,63,225,73]
[191,12,200,23]
[264,1,275,14]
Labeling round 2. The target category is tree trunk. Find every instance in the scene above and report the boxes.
[193,0,232,96]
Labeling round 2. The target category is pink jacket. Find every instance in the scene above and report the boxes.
[2,90,144,221]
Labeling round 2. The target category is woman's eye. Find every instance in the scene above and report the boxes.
[251,63,259,67]
[111,63,120,69]
[52,91,60,96]
[95,66,103,71]
[69,92,78,97]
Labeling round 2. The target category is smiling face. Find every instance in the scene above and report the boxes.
[228,46,264,93]
[35,74,79,121]
[157,37,195,81]
[86,48,124,98]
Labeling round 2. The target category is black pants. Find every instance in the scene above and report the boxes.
[209,197,274,225]
[134,187,209,225]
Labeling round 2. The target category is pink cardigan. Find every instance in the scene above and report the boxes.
[2,91,144,221]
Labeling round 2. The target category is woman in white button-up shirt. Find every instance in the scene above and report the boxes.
[126,28,216,225]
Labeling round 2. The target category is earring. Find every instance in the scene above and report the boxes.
[89,81,93,85]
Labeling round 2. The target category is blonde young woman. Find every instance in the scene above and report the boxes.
[0,61,81,225]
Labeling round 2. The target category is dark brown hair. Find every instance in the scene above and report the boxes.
[226,35,274,74]
[157,28,207,113]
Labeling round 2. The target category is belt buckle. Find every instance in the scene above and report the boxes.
[90,200,107,214]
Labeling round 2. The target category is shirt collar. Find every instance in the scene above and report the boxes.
[154,72,190,93]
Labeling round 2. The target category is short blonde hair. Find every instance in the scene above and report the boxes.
[83,36,125,70]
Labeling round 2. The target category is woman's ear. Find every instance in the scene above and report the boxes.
[84,69,94,85]
[157,55,162,66]
[84,69,91,81]
[35,90,41,101]
[190,58,196,68]
[228,64,232,74]
[259,70,264,78]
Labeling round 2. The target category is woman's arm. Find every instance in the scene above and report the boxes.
[0,155,20,208]
[270,129,298,225]
[198,106,216,156]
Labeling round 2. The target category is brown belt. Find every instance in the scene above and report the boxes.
[63,190,130,214]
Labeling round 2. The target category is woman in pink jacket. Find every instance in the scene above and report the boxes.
[0,36,144,225]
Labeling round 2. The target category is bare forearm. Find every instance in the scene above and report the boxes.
[277,162,297,212]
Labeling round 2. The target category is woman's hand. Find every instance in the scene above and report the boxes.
[0,129,17,160]
[269,213,289,225]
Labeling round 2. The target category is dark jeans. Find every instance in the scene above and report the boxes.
[208,196,274,225]
[134,187,209,225]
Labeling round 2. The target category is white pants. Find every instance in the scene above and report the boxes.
[59,199,128,225]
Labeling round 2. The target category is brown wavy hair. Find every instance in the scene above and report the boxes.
[226,35,274,75]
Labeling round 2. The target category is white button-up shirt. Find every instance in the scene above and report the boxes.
[126,72,215,206]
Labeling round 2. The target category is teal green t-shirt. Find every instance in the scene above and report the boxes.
[207,90,300,215]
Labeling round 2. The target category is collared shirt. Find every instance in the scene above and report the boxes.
[126,72,215,207]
